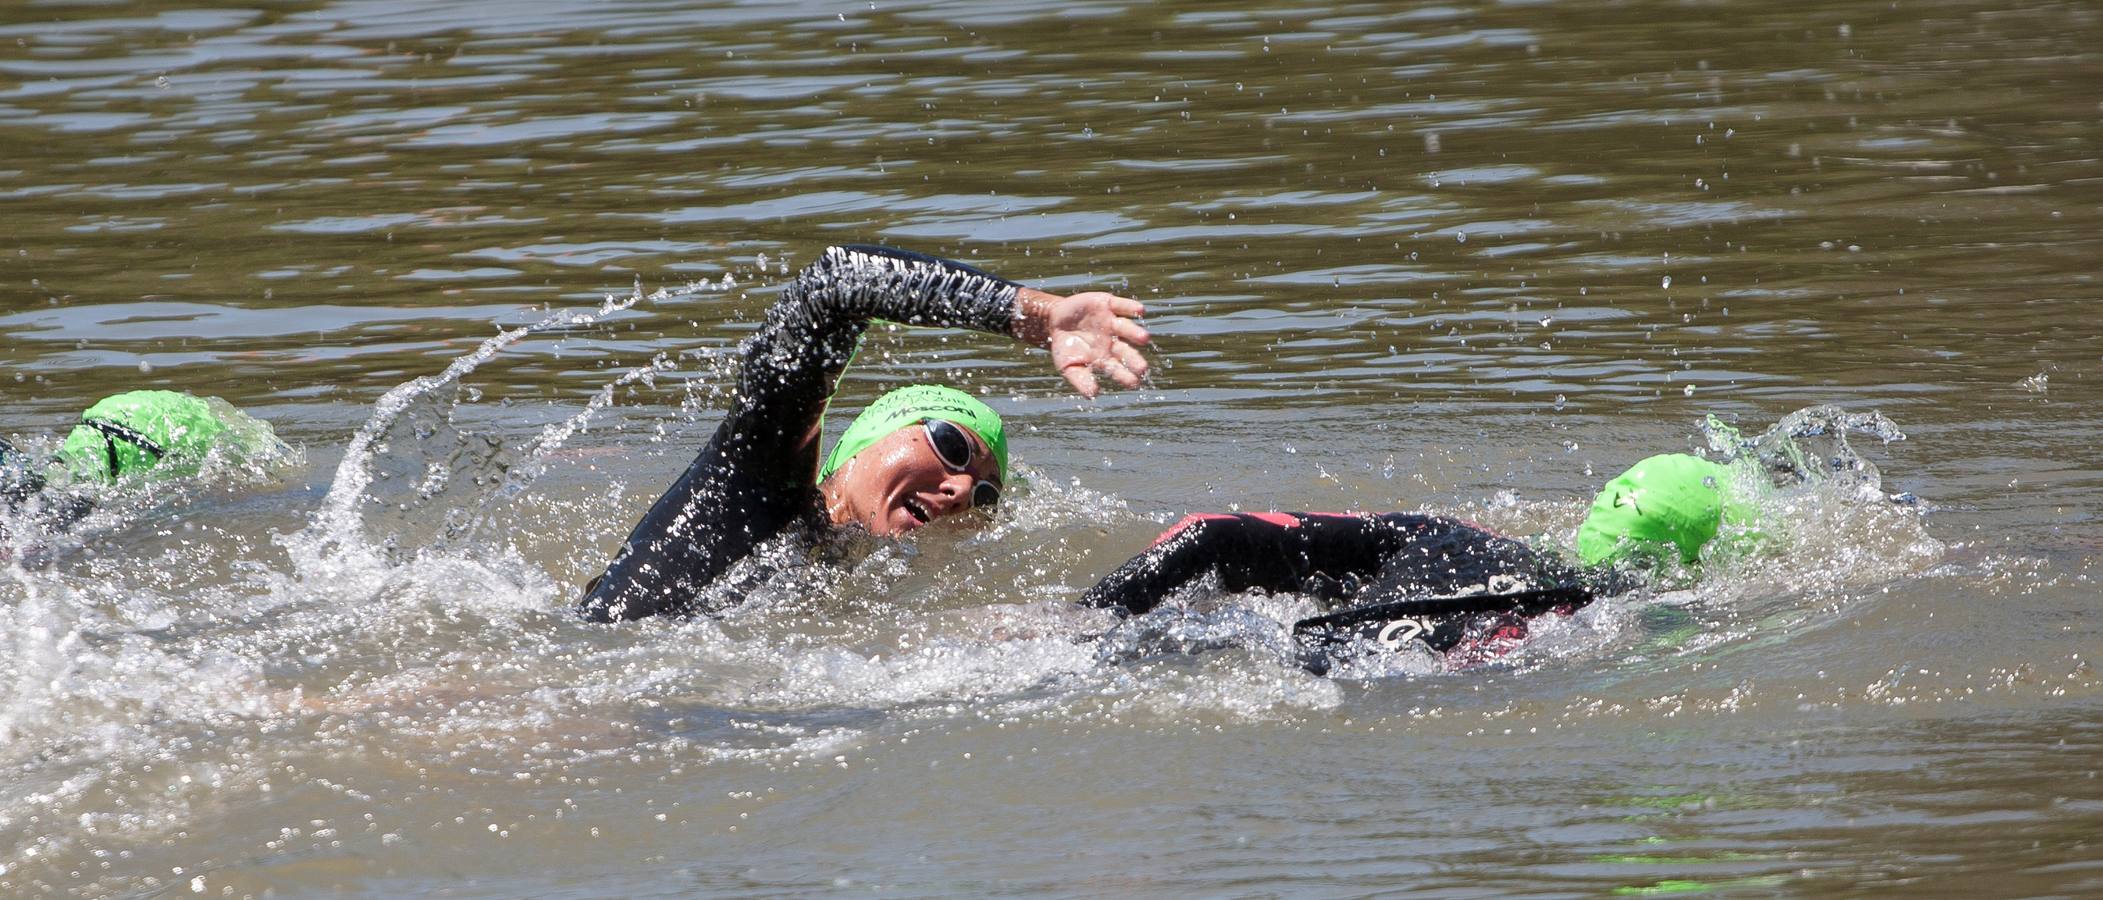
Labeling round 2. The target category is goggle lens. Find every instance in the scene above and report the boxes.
[923,419,1000,509]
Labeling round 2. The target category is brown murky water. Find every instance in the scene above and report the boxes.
[2,1,2100,896]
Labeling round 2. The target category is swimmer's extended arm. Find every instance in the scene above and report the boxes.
[736,245,1150,478]
[731,245,1024,481]
[1076,512,1588,619]
[1078,513,1402,615]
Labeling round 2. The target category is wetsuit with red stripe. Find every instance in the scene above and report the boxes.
[579,245,1020,623]
[1079,512,1598,662]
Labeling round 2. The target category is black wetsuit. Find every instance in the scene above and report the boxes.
[0,436,38,507]
[1081,512,1604,665]
[579,245,1020,622]
[0,437,93,562]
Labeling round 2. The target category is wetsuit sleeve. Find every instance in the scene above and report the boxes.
[578,245,1022,622]
[1076,511,1595,617]
[732,245,1021,468]
[1078,513,1402,615]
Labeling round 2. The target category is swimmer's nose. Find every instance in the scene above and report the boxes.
[932,472,975,515]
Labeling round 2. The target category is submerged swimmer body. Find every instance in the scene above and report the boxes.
[1081,451,1769,673]
[579,245,1149,622]
[1081,511,1613,672]
[2,391,288,557]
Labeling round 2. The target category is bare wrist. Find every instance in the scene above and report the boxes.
[1013,286,1057,347]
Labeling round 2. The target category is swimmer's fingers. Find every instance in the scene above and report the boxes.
[1113,316,1150,346]
[1100,358,1143,390]
[1050,331,1099,398]
[1053,338,1144,394]
[1055,291,1142,327]
[1037,288,1153,398]
[1111,341,1150,382]
[1060,360,1102,398]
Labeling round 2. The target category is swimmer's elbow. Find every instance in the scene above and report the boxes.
[576,577,621,623]
[577,574,646,623]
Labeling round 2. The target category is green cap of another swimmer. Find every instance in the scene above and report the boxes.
[819,384,1007,483]
[53,390,236,483]
[1576,453,1757,567]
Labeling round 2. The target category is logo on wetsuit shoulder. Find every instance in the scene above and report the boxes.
[1375,618,1428,649]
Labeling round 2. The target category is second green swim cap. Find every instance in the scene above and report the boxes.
[1576,453,1759,567]
[819,385,1007,483]
[55,390,231,483]
[50,390,289,486]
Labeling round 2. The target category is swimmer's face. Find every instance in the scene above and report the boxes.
[821,421,1001,536]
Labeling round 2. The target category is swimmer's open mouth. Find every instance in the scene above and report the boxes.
[902,497,933,525]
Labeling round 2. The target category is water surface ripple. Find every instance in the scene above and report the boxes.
[2,0,2100,896]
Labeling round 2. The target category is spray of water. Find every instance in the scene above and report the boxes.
[1702,404,1908,497]
[300,290,648,566]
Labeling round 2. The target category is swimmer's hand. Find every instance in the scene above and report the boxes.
[1014,286,1151,398]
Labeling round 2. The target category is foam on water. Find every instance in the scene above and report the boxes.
[0,282,753,887]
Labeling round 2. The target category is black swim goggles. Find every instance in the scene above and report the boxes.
[922,419,1000,509]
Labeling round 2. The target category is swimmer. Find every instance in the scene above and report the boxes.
[578,245,1149,622]
[1079,453,1758,673]
[1,390,290,547]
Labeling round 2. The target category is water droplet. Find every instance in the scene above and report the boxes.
[1455,231,1467,243]
[1553,393,1566,410]
[1683,384,1696,397]
[138,359,153,373]
[1661,275,1672,289]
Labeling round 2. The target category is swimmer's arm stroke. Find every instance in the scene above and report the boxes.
[735,245,1151,470]
[1079,513,1340,616]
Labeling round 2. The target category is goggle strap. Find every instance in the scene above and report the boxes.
[82,418,167,479]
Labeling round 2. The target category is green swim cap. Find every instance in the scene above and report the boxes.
[818,385,1007,483]
[52,390,270,484]
[1576,453,1757,567]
